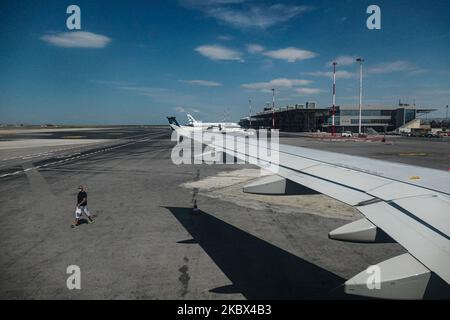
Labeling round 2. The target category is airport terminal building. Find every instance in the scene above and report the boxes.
[240,102,434,133]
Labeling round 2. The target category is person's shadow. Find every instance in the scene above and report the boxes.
[77,218,89,225]
[164,206,350,299]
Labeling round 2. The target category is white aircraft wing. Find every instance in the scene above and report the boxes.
[170,123,450,299]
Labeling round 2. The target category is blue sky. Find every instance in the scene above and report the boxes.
[0,0,449,124]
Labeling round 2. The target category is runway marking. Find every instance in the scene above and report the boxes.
[1,145,84,162]
[61,135,86,139]
[399,152,427,157]
[0,130,168,179]
[1,130,164,162]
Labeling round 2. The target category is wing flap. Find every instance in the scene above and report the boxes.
[368,181,440,201]
[302,164,391,192]
[393,195,450,238]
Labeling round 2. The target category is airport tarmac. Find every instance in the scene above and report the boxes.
[0,126,447,299]
[280,133,450,171]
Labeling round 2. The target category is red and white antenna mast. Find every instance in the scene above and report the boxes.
[332,61,337,137]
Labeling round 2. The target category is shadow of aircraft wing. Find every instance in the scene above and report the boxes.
[164,206,350,299]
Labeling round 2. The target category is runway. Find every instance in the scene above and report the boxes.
[0,126,428,299]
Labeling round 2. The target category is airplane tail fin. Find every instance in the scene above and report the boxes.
[187,114,197,125]
[167,116,181,130]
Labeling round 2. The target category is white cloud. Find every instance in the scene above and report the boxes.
[295,88,324,95]
[247,44,264,53]
[117,85,196,105]
[416,89,450,96]
[270,78,312,87]
[218,35,233,41]
[40,31,111,48]
[408,69,427,75]
[241,78,312,91]
[181,0,245,5]
[91,80,135,86]
[118,86,173,97]
[181,1,314,29]
[179,79,222,86]
[327,55,357,66]
[176,106,202,114]
[367,61,415,74]
[305,70,355,79]
[262,47,317,62]
[195,44,243,61]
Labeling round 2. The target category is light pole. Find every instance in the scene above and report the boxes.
[356,58,364,135]
[446,105,449,129]
[248,99,252,129]
[332,61,337,136]
[271,88,275,129]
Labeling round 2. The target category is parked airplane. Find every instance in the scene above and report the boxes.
[168,118,450,299]
[187,114,241,129]
[168,116,253,135]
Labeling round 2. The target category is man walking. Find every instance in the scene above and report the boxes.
[71,185,94,228]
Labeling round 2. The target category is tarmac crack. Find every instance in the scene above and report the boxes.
[178,257,191,298]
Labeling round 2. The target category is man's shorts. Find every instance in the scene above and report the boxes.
[75,206,90,219]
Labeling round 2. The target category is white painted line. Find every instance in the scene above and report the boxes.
[0,170,25,177]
